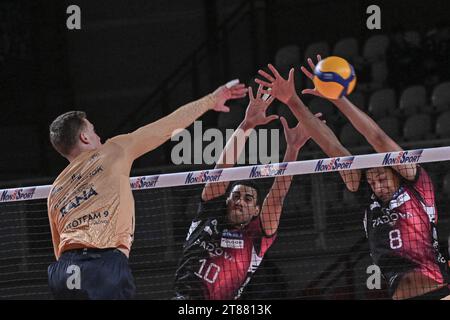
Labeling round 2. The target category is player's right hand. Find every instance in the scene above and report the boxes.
[211,80,248,112]
[280,112,325,150]
[300,55,338,102]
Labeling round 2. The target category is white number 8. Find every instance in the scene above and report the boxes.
[389,229,403,249]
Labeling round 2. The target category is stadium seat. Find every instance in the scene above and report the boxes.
[370,61,388,86]
[404,30,421,46]
[403,114,432,141]
[443,171,450,196]
[339,122,366,147]
[431,82,450,113]
[362,35,390,62]
[274,45,302,89]
[275,45,301,74]
[436,111,450,139]
[377,116,400,139]
[368,89,396,120]
[304,41,330,62]
[332,37,359,61]
[309,98,335,121]
[399,85,427,116]
[347,91,366,110]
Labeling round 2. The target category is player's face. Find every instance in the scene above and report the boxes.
[226,185,260,226]
[366,167,400,203]
[82,119,102,149]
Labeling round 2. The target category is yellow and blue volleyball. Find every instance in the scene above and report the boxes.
[313,56,356,100]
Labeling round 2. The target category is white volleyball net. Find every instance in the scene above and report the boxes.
[1,147,450,299]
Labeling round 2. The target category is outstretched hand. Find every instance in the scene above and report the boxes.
[243,84,278,128]
[255,64,297,105]
[212,80,248,112]
[280,113,325,150]
[300,55,338,101]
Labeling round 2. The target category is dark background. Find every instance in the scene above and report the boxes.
[1,0,449,185]
[1,0,450,299]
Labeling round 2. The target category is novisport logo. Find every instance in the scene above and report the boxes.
[0,188,36,202]
[130,176,159,189]
[249,163,288,178]
[382,150,423,166]
[185,170,223,185]
[315,156,355,172]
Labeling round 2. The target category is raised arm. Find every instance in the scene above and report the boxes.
[255,64,361,192]
[260,114,321,236]
[202,85,277,201]
[301,55,416,181]
[113,81,248,161]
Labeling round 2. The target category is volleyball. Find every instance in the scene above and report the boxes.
[313,56,356,100]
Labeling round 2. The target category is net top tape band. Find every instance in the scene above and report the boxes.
[1,146,449,203]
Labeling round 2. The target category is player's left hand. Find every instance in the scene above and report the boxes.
[255,64,297,105]
[243,84,277,128]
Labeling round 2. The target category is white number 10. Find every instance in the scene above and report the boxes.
[194,259,221,284]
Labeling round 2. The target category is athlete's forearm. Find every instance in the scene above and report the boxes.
[284,145,300,163]
[286,95,352,158]
[260,145,299,235]
[129,94,216,160]
[334,98,415,179]
[270,146,299,199]
[333,98,387,151]
[286,96,361,192]
[202,120,255,201]
[215,120,254,169]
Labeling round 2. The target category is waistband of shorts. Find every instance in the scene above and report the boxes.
[61,247,119,255]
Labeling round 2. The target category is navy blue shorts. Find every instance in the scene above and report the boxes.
[48,248,136,300]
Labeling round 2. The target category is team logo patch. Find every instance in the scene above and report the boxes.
[221,237,244,249]
[221,230,244,248]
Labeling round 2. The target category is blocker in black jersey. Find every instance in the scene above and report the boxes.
[173,193,276,300]
[364,166,449,298]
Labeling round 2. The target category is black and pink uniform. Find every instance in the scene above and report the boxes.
[363,166,449,297]
[174,194,276,300]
